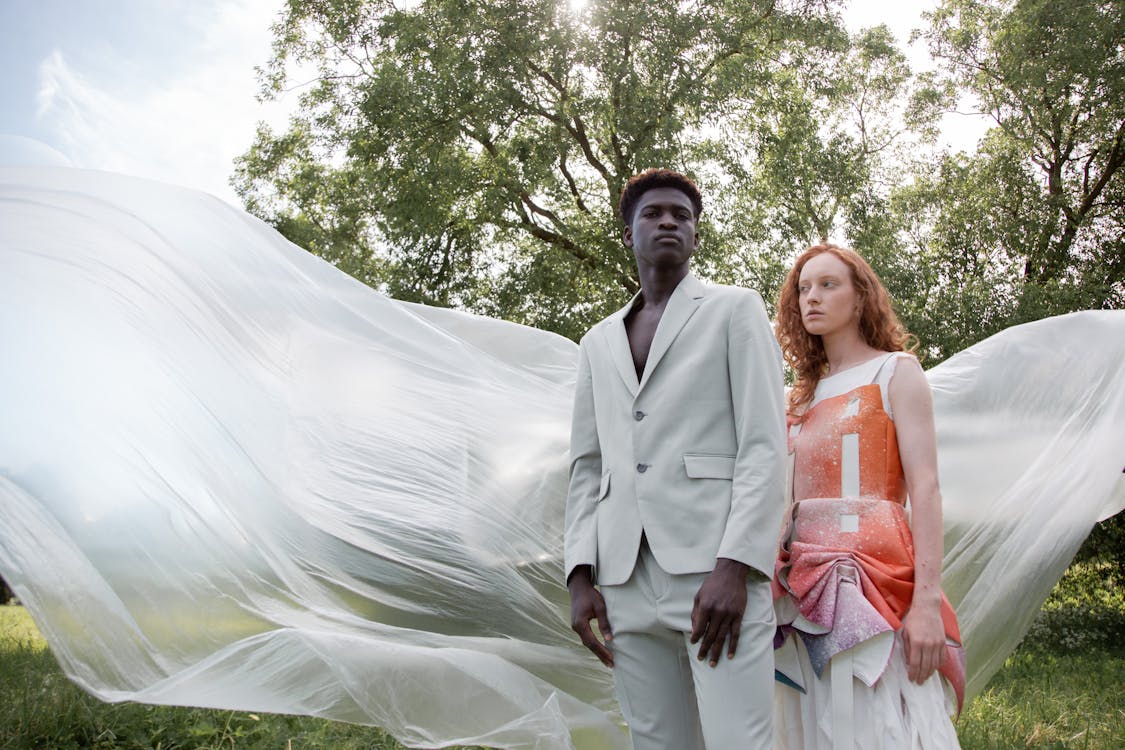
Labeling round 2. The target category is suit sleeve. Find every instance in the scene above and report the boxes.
[718,290,787,578]
[564,340,602,583]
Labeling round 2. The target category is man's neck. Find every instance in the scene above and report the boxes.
[635,265,689,310]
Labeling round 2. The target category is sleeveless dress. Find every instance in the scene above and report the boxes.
[773,354,966,750]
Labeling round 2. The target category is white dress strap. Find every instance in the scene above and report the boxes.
[868,352,898,385]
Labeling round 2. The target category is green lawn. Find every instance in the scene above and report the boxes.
[2,561,1121,749]
[0,605,474,750]
[955,557,1125,749]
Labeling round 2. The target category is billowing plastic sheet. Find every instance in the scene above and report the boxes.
[930,309,1125,697]
[0,166,1122,749]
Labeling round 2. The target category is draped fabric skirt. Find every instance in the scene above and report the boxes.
[773,497,964,749]
[774,629,961,750]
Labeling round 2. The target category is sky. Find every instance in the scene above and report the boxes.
[0,0,989,207]
[0,0,293,203]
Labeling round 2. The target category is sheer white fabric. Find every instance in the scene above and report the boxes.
[930,308,1125,698]
[0,166,1122,749]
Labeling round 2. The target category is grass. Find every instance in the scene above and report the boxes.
[0,605,473,750]
[956,649,1123,748]
[953,557,1125,749]
[2,561,1122,749]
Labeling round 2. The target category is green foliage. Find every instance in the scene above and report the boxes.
[709,21,950,310]
[955,558,1125,749]
[1074,511,1125,580]
[956,648,1124,749]
[898,0,1125,360]
[1026,513,1125,657]
[237,0,1122,358]
[238,0,931,338]
[1023,551,1125,653]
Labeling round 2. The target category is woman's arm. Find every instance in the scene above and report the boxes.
[888,355,947,685]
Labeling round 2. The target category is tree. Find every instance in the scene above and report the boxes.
[897,0,1125,360]
[234,0,853,338]
[715,23,947,307]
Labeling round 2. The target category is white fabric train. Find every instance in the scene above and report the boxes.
[0,166,1122,749]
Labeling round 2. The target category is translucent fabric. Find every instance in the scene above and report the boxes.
[930,307,1125,697]
[0,166,1122,749]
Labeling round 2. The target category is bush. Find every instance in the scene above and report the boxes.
[1019,514,1125,655]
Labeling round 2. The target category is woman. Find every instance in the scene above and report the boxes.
[772,244,965,749]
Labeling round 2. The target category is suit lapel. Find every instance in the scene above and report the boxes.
[605,292,641,396]
[638,274,706,393]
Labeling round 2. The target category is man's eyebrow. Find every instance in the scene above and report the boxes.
[642,202,693,210]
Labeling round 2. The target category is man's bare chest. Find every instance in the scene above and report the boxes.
[624,306,666,380]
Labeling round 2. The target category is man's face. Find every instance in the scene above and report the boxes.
[623,187,699,270]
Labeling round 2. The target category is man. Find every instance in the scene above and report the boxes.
[564,169,786,749]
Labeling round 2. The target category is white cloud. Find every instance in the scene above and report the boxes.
[34,0,296,206]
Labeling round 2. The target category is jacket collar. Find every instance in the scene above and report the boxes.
[606,273,707,396]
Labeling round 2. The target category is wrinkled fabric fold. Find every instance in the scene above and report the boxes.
[777,499,967,696]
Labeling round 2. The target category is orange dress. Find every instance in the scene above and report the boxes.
[773,354,966,748]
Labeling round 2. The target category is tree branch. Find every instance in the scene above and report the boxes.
[559,152,592,215]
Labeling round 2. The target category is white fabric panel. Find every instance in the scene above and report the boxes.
[0,166,619,750]
[0,166,1122,747]
[840,433,860,498]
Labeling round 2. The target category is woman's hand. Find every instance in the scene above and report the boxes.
[901,603,945,684]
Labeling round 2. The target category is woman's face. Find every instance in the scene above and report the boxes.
[797,252,860,337]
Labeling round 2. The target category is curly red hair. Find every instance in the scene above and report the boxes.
[775,244,915,416]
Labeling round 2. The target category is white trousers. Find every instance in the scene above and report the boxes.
[600,540,776,750]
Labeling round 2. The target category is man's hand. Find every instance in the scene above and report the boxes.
[568,566,614,667]
[690,558,749,667]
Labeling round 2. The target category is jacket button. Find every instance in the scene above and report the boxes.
[636,463,648,473]
[634,410,646,421]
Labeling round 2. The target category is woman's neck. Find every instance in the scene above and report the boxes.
[821,329,882,375]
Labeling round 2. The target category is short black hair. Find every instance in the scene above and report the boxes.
[618,168,703,226]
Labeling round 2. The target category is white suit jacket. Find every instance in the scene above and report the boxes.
[564,273,787,587]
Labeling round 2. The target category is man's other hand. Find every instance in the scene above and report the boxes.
[568,566,614,667]
[690,558,750,666]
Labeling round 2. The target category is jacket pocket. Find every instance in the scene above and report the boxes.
[596,471,611,502]
[683,454,736,479]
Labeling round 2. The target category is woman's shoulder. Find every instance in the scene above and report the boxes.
[883,352,932,419]
[874,350,925,392]
[883,351,923,378]
[878,350,920,377]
